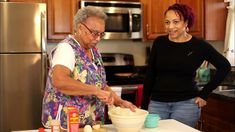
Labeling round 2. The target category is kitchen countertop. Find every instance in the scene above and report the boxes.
[13,119,200,132]
[196,81,235,102]
[105,119,200,132]
[211,88,235,102]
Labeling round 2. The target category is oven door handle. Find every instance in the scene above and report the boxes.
[129,9,133,38]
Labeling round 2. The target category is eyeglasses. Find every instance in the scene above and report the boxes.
[80,22,105,38]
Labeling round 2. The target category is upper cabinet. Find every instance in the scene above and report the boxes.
[141,0,204,40]
[8,0,46,2]
[204,0,227,40]
[47,0,78,42]
[10,0,227,41]
[141,0,176,40]
[85,0,139,1]
[178,0,204,38]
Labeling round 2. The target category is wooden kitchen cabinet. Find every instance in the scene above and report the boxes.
[141,0,176,40]
[197,96,235,132]
[204,0,227,40]
[47,0,78,42]
[141,0,204,40]
[8,0,46,2]
[82,0,139,1]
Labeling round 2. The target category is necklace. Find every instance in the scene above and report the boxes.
[169,33,192,43]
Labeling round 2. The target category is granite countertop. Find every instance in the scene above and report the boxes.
[211,88,235,102]
[197,81,235,102]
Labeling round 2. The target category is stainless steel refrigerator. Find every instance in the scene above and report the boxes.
[0,2,47,132]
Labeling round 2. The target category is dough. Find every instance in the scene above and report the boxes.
[84,125,92,132]
[92,124,100,130]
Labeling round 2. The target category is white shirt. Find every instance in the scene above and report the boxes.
[51,42,76,71]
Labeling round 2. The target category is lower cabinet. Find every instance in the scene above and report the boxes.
[197,95,235,132]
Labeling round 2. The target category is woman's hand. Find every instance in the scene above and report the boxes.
[116,99,137,112]
[195,97,207,107]
[104,85,137,111]
[95,89,114,105]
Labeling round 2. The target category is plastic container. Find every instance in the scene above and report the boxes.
[144,114,160,128]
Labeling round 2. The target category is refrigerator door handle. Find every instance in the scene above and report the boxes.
[41,9,47,53]
[41,8,47,94]
[41,53,48,94]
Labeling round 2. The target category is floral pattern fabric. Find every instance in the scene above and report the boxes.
[41,35,106,129]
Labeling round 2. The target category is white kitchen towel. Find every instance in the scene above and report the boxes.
[224,0,235,66]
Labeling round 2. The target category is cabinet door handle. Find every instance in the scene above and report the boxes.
[146,24,149,35]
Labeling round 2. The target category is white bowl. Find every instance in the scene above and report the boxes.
[108,107,148,132]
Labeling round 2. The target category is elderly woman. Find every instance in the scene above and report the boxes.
[42,6,136,130]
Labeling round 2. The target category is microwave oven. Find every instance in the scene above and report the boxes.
[80,0,143,40]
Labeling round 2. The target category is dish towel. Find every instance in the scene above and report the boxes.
[135,84,143,108]
[224,0,234,65]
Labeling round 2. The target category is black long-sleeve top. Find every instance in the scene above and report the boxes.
[141,35,231,110]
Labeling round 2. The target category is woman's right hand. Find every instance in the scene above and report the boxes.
[95,89,114,105]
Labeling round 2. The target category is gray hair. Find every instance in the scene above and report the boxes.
[74,6,107,32]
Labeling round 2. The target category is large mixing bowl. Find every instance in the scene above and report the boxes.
[108,107,148,132]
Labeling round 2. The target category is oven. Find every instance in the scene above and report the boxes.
[102,53,144,107]
[102,53,145,124]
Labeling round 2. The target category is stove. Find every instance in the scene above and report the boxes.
[102,53,144,86]
[101,53,145,123]
[101,53,145,107]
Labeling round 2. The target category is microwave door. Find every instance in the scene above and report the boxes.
[104,13,130,39]
[80,0,143,39]
[103,9,142,39]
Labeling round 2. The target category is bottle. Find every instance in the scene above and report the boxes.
[38,127,45,132]
[51,120,60,132]
[67,106,79,132]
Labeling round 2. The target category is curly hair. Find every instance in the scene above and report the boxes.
[164,3,195,28]
[74,6,108,32]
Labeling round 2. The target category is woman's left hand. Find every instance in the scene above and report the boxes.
[104,85,136,111]
[195,97,207,107]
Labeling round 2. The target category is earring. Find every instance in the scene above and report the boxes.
[186,27,189,32]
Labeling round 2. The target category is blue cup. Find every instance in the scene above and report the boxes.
[144,114,160,128]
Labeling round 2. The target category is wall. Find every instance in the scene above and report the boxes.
[97,40,152,66]
[46,40,225,66]
[208,40,224,54]
[47,40,152,66]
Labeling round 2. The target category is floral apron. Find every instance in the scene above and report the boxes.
[41,35,106,129]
